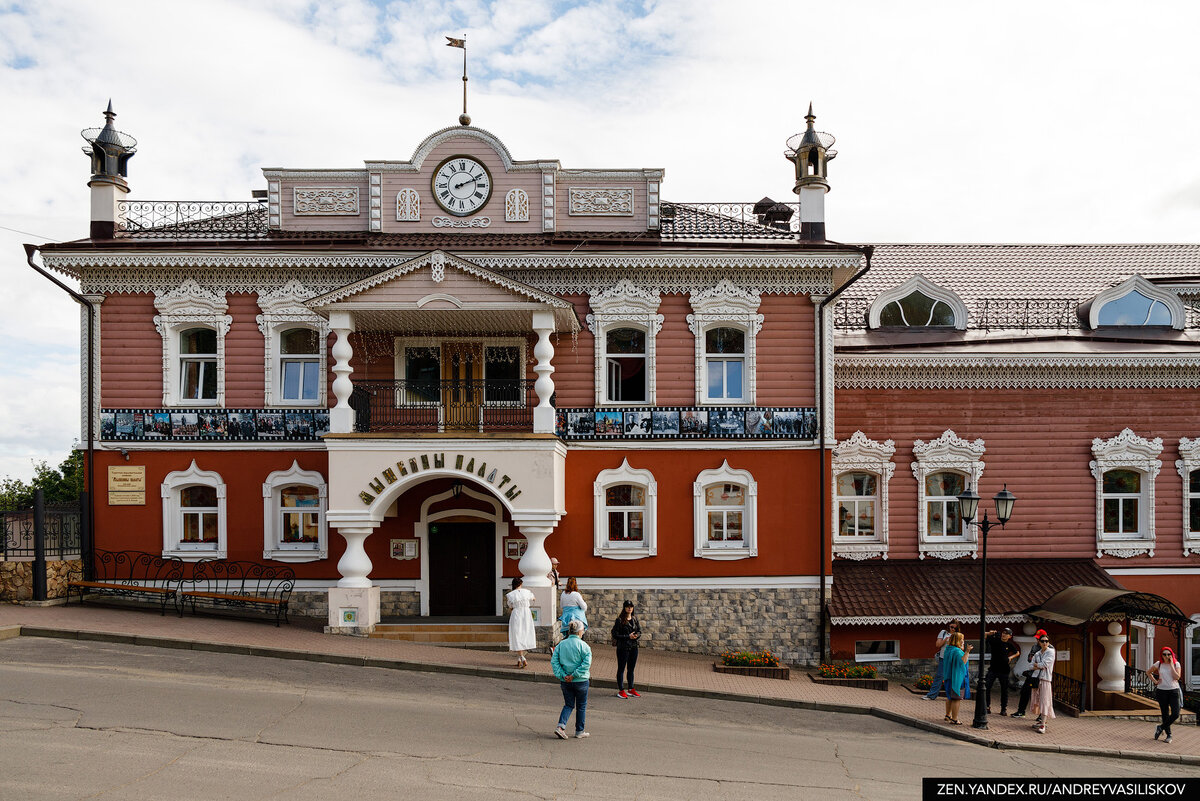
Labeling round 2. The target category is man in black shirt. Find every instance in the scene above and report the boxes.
[984,627,1020,715]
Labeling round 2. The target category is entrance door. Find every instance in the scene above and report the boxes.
[428,521,495,616]
[442,343,483,431]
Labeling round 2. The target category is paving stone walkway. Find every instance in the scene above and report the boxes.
[1,602,1195,765]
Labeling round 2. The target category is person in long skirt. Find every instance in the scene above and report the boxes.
[505,577,536,668]
[1029,633,1056,734]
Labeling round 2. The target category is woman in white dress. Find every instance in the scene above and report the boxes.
[505,577,536,668]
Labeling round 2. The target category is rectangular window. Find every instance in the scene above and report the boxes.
[282,360,320,401]
[181,359,217,401]
[854,640,899,662]
[484,346,521,405]
[404,348,441,404]
[706,359,744,401]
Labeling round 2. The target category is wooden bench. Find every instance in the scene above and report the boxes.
[179,560,295,626]
[66,550,185,615]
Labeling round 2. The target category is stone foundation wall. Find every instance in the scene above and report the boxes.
[289,590,421,620]
[567,587,822,666]
[1,559,81,601]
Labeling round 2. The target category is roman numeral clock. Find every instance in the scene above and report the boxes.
[432,156,492,216]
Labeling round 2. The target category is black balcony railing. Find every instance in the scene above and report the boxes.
[1125,665,1157,700]
[350,379,538,433]
[1053,672,1084,713]
[117,201,270,238]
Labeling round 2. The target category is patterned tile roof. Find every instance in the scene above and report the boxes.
[852,243,1200,301]
[829,558,1123,622]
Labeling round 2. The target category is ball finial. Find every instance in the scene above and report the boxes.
[459,113,471,126]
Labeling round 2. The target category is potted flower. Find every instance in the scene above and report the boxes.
[713,650,790,680]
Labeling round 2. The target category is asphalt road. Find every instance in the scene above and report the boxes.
[1,637,1198,801]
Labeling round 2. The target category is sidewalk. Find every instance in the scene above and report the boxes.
[1,602,1195,765]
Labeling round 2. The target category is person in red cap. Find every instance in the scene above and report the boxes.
[1011,629,1048,719]
[1150,645,1184,743]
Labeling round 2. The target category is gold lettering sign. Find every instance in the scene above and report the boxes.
[359,452,521,505]
[108,465,146,506]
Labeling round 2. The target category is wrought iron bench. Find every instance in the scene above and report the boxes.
[178,560,295,626]
[66,550,185,615]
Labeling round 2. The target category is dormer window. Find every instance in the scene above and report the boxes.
[868,275,968,330]
[1086,275,1186,330]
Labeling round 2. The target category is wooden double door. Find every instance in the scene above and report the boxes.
[427,521,495,616]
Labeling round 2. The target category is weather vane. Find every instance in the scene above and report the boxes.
[446,35,470,126]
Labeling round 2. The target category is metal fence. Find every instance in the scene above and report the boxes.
[350,379,538,433]
[1125,665,1157,700]
[2,503,82,560]
[117,201,269,238]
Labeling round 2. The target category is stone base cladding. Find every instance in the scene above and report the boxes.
[289,590,421,620]
[1,559,81,601]
[569,587,821,667]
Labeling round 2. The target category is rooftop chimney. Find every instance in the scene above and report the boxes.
[785,103,837,242]
[81,101,137,239]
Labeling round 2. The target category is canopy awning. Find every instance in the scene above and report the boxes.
[1019,586,1190,629]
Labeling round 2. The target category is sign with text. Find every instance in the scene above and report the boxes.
[108,465,146,506]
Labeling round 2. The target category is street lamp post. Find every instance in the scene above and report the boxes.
[957,483,1016,731]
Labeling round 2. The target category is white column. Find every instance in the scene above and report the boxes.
[327,524,380,634]
[329,310,356,434]
[1097,621,1128,691]
[1012,622,1037,684]
[532,310,556,434]
[517,523,555,625]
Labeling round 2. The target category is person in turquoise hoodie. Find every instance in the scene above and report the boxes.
[551,619,592,739]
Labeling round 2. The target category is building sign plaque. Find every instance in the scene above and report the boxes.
[108,465,146,506]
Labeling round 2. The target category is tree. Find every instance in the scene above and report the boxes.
[0,451,84,511]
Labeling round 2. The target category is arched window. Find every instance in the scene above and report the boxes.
[179,328,218,402]
[605,327,647,403]
[256,280,329,407]
[688,281,763,405]
[593,459,656,559]
[279,327,321,402]
[868,275,967,330]
[161,460,227,560]
[911,429,985,559]
[1087,276,1185,330]
[154,279,231,407]
[1091,428,1162,558]
[832,432,895,560]
[925,472,966,538]
[703,326,746,402]
[1177,437,1200,556]
[586,281,663,406]
[263,461,328,562]
[1097,291,1173,326]
[693,461,757,559]
[836,472,878,537]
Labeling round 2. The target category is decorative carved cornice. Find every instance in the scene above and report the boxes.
[837,357,1200,390]
[1090,428,1163,478]
[153,279,227,318]
[293,187,360,215]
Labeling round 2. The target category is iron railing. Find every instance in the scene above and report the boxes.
[660,202,800,241]
[117,201,269,238]
[1,503,82,560]
[1125,665,1157,700]
[1053,672,1084,713]
[351,379,538,433]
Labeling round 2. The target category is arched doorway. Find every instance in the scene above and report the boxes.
[416,482,508,617]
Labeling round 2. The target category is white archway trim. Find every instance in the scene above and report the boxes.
[693,460,757,560]
[1177,437,1200,557]
[256,280,329,407]
[586,280,663,405]
[161,460,227,560]
[868,274,968,330]
[414,483,509,617]
[687,280,764,405]
[1088,275,1186,330]
[593,458,657,560]
[912,430,985,560]
[832,431,896,561]
[262,460,327,563]
[1091,428,1162,558]
[153,280,232,407]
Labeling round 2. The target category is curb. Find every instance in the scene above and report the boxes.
[7,625,1198,765]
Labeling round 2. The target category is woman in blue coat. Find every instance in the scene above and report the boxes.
[941,631,974,725]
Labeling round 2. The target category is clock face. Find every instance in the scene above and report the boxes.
[431,156,492,216]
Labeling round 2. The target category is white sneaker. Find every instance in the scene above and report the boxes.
[1166,735,1173,744]
[554,727,567,740]
[574,731,590,739]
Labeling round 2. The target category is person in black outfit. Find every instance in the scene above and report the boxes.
[611,600,642,699]
[984,627,1020,715]
[1012,628,1046,718]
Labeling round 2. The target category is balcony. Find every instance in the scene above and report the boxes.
[350,379,539,434]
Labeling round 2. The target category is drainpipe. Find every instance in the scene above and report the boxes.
[25,244,95,577]
[816,243,873,665]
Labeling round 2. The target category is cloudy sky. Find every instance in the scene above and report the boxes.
[2,0,1199,481]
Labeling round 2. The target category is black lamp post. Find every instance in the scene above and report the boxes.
[957,483,1016,731]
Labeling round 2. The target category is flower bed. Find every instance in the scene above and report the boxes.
[713,650,790,680]
[809,663,889,691]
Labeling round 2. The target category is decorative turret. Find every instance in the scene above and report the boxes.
[785,103,837,241]
[81,101,137,239]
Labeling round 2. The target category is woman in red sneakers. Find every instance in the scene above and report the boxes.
[611,600,642,699]
[1150,646,1183,744]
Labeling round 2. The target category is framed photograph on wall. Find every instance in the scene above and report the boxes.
[503,537,527,560]
[390,539,420,560]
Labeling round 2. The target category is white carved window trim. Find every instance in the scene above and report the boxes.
[593,458,657,560]
[586,281,663,406]
[1177,437,1200,556]
[868,274,968,330]
[1091,428,1162,558]
[1087,275,1186,330]
[505,188,529,222]
[832,431,896,561]
[263,460,328,563]
[687,280,763,406]
[161,460,227,561]
[154,280,232,407]
[693,460,757,560]
[912,430,985,560]
[257,280,328,408]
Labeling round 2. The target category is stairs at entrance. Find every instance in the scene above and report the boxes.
[369,621,509,649]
